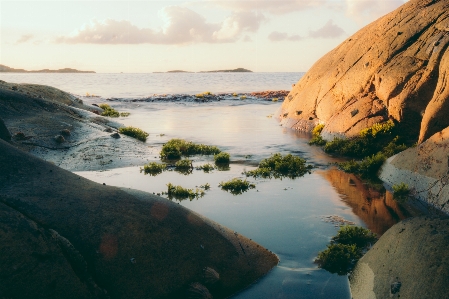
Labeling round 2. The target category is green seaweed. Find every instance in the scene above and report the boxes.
[161,139,221,160]
[118,126,149,142]
[214,152,230,164]
[219,178,255,195]
[392,183,410,203]
[166,183,205,201]
[245,153,313,179]
[141,162,166,176]
[316,226,377,275]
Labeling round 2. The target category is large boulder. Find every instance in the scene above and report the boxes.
[279,0,449,143]
[379,125,449,213]
[350,216,449,299]
[0,139,278,299]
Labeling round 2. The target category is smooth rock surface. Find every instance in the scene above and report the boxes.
[279,0,449,143]
[0,139,278,299]
[379,126,449,213]
[350,216,449,299]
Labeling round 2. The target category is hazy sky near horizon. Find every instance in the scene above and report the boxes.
[1,0,407,73]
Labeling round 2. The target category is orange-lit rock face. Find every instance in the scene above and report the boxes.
[321,169,413,235]
[279,0,449,143]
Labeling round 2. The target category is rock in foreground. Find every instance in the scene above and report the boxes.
[0,138,277,298]
[279,0,449,143]
[350,216,449,299]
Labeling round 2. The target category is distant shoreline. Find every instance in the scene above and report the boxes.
[0,64,95,74]
[154,67,252,73]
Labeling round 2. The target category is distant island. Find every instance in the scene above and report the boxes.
[199,68,252,73]
[0,64,95,73]
[153,68,252,73]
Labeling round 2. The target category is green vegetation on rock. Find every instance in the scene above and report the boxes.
[316,226,377,275]
[118,126,149,142]
[310,121,408,178]
[161,139,221,160]
[245,153,313,179]
[309,124,326,146]
[392,183,410,202]
[219,178,255,195]
[99,104,120,117]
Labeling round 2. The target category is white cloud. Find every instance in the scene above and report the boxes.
[55,6,265,45]
[345,0,406,23]
[207,0,328,15]
[15,34,34,44]
[309,20,345,38]
[268,31,302,41]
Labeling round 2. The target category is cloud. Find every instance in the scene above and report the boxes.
[207,0,328,15]
[268,31,302,42]
[345,0,406,23]
[15,34,34,44]
[243,35,253,42]
[56,6,265,45]
[309,20,345,38]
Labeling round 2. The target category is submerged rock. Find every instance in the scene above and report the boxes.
[279,0,449,143]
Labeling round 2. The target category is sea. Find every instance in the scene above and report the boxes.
[0,72,417,299]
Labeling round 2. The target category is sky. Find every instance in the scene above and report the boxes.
[0,0,407,73]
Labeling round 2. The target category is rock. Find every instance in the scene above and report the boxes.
[54,135,65,143]
[60,129,71,136]
[0,117,11,141]
[350,217,449,299]
[110,132,121,139]
[379,126,449,213]
[187,282,212,299]
[0,139,278,298]
[279,0,449,143]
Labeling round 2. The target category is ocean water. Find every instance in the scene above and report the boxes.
[1,72,416,298]
[0,72,304,98]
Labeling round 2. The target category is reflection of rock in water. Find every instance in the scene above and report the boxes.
[320,169,413,235]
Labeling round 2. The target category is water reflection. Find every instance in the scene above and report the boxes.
[319,168,413,235]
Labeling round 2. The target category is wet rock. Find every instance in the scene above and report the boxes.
[187,282,213,299]
[280,0,449,143]
[14,132,26,140]
[0,117,11,141]
[60,129,71,136]
[54,135,65,143]
[203,267,220,285]
[110,132,121,139]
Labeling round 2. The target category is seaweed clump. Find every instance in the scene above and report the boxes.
[310,121,408,178]
[315,226,377,275]
[165,183,205,201]
[219,178,255,195]
[245,153,313,179]
[142,162,166,176]
[99,104,130,117]
[118,126,149,142]
[175,159,193,175]
[392,183,410,203]
[161,139,221,160]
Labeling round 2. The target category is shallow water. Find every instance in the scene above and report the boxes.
[75,99,415,298]
[0,72,303,98]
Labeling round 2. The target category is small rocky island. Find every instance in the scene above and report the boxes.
[154,68,252,73]
[0,64,95,73]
